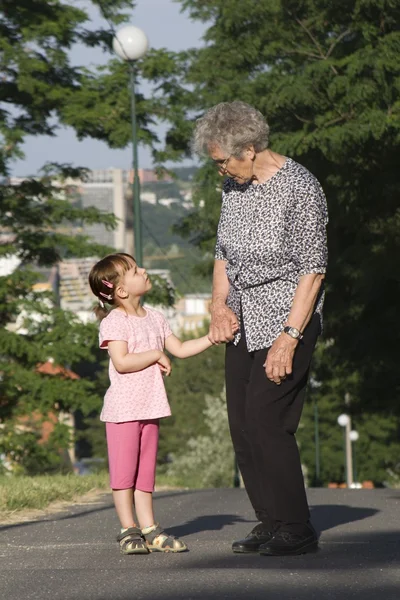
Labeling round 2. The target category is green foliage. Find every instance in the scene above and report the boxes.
[145,274,176,307]
[0,471,109,514]
[0,0,138,174]
[2,0,398,485]
[142,0,400,484]
[166,390,234,488]
[1,426,72,476]
[297,341,400,486]
[0,1,138,474]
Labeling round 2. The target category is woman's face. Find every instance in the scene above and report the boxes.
[209,144,255,184]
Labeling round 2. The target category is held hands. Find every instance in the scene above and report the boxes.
[157,352,171,376]
[264,332,298,385]
[208,303,239,345]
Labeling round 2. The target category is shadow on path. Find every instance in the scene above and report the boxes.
[310,503,378,533]
[167,514,251,537]
[98,584,399,600]
[0,489,203,533]
[168,530,400,571]
[0,491,382,537]
[167,503,379,538]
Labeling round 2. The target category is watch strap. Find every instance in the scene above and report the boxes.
[283,326,303,340]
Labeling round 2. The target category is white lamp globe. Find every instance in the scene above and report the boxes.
[349,430,359,442]
[112,25,149,61]
[337,414,350,427]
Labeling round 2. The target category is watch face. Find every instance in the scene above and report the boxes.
[284,326,300,338]
[287,328,298,338]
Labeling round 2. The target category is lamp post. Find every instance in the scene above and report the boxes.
[112,25,149,266]
[337,413,353,487]
[349,429,359,487]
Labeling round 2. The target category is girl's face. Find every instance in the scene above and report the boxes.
[118,260,152,298]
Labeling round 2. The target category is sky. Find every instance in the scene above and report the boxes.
[12,0,207,177]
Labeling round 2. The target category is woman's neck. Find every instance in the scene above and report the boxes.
[252,150,286,184]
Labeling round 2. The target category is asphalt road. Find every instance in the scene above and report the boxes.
[0,488,399,600]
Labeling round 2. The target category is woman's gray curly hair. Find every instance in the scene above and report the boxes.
[192,101,270,158]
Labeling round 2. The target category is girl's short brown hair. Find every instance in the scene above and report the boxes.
[88,253,135,320]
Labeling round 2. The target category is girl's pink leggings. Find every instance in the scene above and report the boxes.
[106,419,159,491]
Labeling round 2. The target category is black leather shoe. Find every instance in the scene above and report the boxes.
[232,523,275,554]
[259,529,318,556]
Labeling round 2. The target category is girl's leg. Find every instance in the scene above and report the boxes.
[135,420,187,552]
[133,419,159,529]
[113,488,136,529]
[133,489,154,530]
[106,421,140,528]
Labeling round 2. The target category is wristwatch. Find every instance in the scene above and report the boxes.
[283,326,303,340]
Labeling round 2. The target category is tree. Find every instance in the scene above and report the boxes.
[0,0,173,473]
[142,0,400,482]
[298,344,400,486]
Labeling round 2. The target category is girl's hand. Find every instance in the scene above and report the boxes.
[157,352,171,376]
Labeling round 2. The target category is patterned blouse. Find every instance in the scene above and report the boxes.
[215,158,328,351]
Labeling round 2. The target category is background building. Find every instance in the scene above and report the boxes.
[76,169,127,251]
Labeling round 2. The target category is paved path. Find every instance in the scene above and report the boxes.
[0,488,399,600]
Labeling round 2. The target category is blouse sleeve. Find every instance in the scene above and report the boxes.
[215,192,227,260]
[99,312,129,349]
[215,234,227,261]
[161,314,173,341]
[290,177,328,276]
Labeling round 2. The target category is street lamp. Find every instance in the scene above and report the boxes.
[112,25,149,267]
[337,413,353,487]
[349,429,360,488]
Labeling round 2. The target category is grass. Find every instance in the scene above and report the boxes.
[0,469,190,520]
[0,471,110,516]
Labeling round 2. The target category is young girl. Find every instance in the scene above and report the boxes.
[88,252,214,555]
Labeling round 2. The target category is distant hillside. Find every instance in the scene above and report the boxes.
[141,201,190,249]
[141,200,211,295]
[171,166,198,181]
[141,166,198,199]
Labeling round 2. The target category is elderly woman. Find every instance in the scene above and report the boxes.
[193,101,328,556]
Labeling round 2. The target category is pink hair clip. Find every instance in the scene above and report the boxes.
[99,292,113,300]
[102,279,113,289]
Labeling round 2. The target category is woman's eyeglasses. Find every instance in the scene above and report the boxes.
[212,155,231,173]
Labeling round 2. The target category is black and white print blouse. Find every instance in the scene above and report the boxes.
[215,157,328,352]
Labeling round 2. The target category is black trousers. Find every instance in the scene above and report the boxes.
[225,314,320,533]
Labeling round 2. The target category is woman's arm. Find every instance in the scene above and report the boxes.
[164,334,212,359]
[209,259,239,343]
[107,340,164,374]
[285,273,325,332]
[265,273,324,384]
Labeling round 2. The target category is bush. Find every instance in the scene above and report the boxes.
[166,390,235,488]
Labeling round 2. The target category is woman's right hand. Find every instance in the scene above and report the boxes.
[157,352,171,376]
[209,301,239,344]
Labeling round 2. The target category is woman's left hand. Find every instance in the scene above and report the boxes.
[264,333,298,385]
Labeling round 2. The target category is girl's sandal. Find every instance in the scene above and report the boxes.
[142,523,188,553]
[117,526,149,555]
